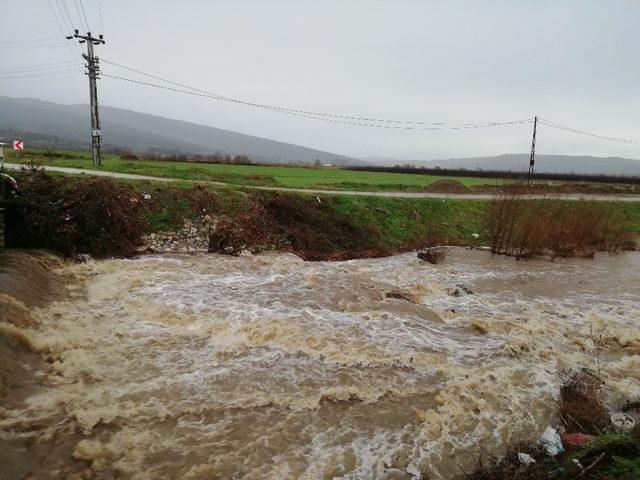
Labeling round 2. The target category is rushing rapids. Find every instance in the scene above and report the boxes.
[1,248,639,479]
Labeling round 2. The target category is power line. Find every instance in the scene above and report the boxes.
[1,72,83,87]
[101,59,527,128]
[102,71,531,131]
[0,43,72,51]
[0,37,66,45]
[96,0,104,33]
[72,0,90,31]
[539,118,640,146]
[0,60,77,73]
[0,68,83,80]
[46,0,84,62]
[78,0,91,30]
[57,0,76,31]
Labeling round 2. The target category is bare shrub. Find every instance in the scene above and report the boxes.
[559,369,610,434]
[486,191,636,259]
[598,207,637,253]
[486,186,526,255]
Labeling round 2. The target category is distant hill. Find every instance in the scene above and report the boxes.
[363,153,640,176]
[0,96,361,165]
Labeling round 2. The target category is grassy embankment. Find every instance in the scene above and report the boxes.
[7,148,503,192]
[5,167,640,260]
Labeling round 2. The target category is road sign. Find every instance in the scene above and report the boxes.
[13,140,24,151]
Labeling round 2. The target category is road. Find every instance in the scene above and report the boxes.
[5,163,640,202]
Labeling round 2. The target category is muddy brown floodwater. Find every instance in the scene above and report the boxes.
[1,248,639,480]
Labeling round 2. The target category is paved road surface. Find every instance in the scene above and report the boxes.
[5,163,640,202]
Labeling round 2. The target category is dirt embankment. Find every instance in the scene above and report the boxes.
[423,179,473,194]
[6,171,640,261]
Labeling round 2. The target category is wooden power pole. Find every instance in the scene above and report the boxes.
[527,116,537,184]
[68,30,105,166]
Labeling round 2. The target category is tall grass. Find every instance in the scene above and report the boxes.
[487,188,636,259]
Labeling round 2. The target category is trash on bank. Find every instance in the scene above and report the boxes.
[560,433,595,451]
[611,412,635,432]
[538,426,564,456]
[517,452,536,464]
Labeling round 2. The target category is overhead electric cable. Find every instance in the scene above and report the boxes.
[46,0,84,62]
[1,72,83,86]
[72,0,90,31]
[0,44,73,52]
[55,0,75,31]
[96,0,104,32]
[102,72,531,131]
[101,59,525,128]
[78,0,92,31]
[0,37,66,45]
[539,118,640,146]
[0,68,84,80]
[0,60,77,73]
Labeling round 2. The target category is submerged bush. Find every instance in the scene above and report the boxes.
[486,189,636,259]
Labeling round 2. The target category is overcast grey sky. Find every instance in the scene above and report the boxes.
[2,0,639,160]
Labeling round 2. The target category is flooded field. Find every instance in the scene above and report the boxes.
[1,248,639,479]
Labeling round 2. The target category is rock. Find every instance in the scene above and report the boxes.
[417,247,447,264]
[448,283,474,296]
[385,290,417,304]
[455,283,474,294]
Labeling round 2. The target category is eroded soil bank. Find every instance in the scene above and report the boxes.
[1,248,639,479]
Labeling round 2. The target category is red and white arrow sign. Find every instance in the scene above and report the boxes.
[13,140,24,151]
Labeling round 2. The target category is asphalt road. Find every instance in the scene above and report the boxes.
[5,163,640,202]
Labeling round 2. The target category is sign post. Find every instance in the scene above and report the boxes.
[12,140,24,163]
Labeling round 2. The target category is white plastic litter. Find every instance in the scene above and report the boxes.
[538,426,564,456]
[518,452,536,465]
[611,412,635,432]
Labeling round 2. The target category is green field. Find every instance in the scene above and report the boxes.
[8,148,503,192]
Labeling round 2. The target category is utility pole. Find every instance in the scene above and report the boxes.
[527,116,537,185]
[68,30,105,166]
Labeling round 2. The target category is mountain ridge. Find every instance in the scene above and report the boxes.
[0,96,361,165]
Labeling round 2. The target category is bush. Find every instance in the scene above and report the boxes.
[7,171,148,257]
[206,193,383,260]
[558,369,610,434]
[486,189,636,259]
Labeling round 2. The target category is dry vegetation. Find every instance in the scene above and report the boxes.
[486,187,636,259]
